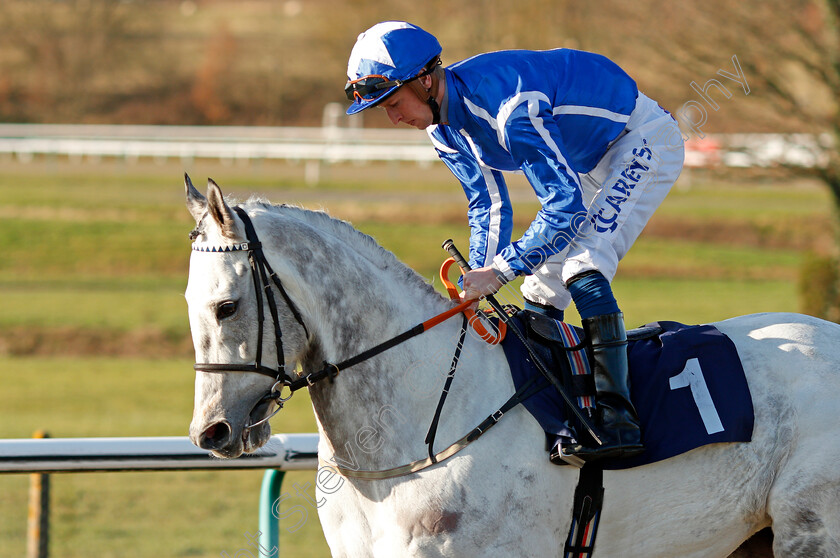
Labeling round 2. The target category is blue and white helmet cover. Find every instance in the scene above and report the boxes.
[346,21,442,115]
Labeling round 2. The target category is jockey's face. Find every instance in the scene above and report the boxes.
[378,76,434,130]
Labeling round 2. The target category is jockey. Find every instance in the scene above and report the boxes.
[344,21,685,461]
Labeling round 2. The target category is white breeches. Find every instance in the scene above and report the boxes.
[521,92,685,310]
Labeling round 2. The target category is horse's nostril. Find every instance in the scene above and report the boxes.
[199,420,232,450]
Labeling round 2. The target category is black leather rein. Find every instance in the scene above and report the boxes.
[190,206,486,434]
[189,206,561,471]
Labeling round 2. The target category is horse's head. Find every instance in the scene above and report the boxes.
[184,175,309,458]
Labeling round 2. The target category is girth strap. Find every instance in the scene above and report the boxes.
[564,465,605,558]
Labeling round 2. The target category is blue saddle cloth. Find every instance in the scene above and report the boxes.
[501,313,754,470]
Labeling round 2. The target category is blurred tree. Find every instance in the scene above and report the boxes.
[630,0,839,217]
[620,0,840,321]
[0,0,174,122]
[800,253,840,323]
[0,0,668,125]
[190,25,236,123]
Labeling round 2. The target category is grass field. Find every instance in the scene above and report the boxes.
[0,158,834,557]
[0,357,328,558]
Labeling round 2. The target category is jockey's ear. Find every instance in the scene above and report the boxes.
[205,178,245,241]
[184,173,207,224]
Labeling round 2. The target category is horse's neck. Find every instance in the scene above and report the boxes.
[289,234,509,471]
[303,272,443,465]
[308,315,510,472]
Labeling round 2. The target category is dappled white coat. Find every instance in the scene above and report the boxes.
[185,177,840,558]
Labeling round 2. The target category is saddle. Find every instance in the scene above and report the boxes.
[502,309,754,471]
[503,309,755,557]
[525,309,662,415]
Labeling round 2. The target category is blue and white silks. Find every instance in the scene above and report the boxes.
[427,48,638,278]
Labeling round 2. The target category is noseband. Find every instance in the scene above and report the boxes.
[192,207,309,419]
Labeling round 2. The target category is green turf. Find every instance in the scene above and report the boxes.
[0,281,187,331]
[618,237,803,280]
[657,179,832,220]
[0,356,330,558]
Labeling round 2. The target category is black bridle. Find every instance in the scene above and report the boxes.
[192,207,309,421]
[190,205,474,434]
[189,208,583,473]
[190,205,477,433]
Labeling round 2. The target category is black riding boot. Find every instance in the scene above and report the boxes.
[565,312,644,461]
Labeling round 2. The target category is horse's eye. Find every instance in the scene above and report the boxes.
[216,301,238,320]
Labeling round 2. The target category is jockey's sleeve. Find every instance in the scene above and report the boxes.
[493,97,588,278]
[427,126,513,272]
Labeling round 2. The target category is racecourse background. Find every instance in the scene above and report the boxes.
[0,154,830,556]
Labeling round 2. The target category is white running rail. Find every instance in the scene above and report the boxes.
[0,433,319,473]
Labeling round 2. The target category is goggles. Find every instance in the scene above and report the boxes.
[345,59,441,104]
[344,75,401,103]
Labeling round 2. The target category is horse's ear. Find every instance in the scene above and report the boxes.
[206,178,245,240]
[185,173,207,224]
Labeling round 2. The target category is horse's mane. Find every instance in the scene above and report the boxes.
[243,198,444,300]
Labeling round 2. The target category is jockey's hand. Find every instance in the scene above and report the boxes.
[458,290,480,313]
[462,266,506,301]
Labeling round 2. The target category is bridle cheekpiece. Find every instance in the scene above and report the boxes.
[191,206,309,427]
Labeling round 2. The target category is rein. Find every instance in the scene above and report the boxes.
[191,206,553,478]
[284,295,477,393]
[324,353,550,480]
[191,206,482,427]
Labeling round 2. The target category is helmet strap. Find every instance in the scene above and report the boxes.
[406,60,442,125]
